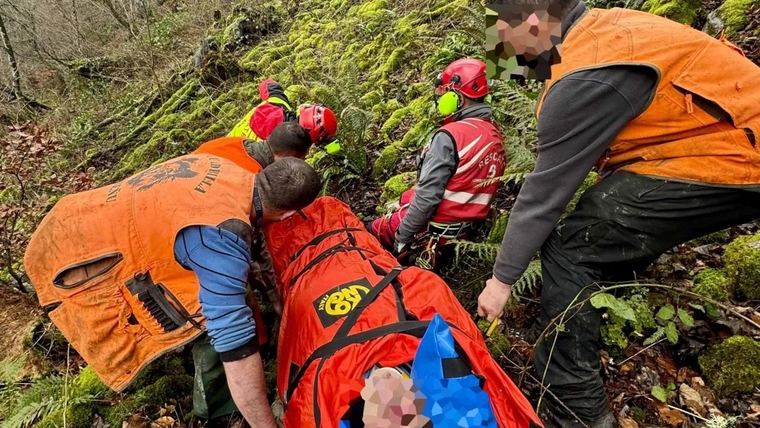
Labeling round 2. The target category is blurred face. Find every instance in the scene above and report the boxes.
[361,368,431,428]
[486,3,564,80]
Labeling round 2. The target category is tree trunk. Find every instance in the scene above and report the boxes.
[0,9,22,99]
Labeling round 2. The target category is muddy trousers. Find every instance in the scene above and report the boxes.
[534,171,760,424]
[192,336,238,419]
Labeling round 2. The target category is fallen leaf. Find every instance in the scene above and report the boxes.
[618,416,639,428]
[620,361,636,376]
[752,311,760,325]
[748,404,760,419]
[656,403,688,427]
[150,416,175,428]
[677,367,698,383]
[122,415,149,428]
[656,355,678,378]
[679,383,705,416]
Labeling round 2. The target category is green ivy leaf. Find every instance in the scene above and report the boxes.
[652,385,669,403]
[689,303,705,313]
[705,304,721,318]
[665,321,679,344]
[643,326,665,346]
[677,308,695,328]
[590,293,636,321]
[656,304,675,321]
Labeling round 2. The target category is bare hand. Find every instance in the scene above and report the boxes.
[477,276,512,321]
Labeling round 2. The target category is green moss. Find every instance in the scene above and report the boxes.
[105,374,193,426]
[378,172,416,212]
[641,0,700,24]
[360,91,383,108]
[476,320,511,355]
[723,233,760,300]
[717,0,759,36]
[699,336,760,396]
[399,119,435,149]
[693,268,731,302]
[380,47,407,80]
[373,144,402,178]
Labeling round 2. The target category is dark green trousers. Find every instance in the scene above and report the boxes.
[192,335,238,419]
[534,171,760,426]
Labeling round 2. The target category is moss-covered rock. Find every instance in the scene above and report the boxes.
[105,374,193,426]
[699,336,760,396]
[373,144,402,178]
[378,172,416,212]
[641,0,700,24]
[693,268,731,302]
[723,233,760,300]
[714,0,759,36]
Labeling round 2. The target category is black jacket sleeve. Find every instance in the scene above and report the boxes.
[492,65,658,284]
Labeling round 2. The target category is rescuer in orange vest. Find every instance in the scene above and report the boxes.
[198,105,339,173]
[476,1,760,426]
[24,155,321,426]
[369,58,506,256]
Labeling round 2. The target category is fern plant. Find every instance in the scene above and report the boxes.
[450,240,543,298]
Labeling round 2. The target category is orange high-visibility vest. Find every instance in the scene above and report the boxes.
[538,8,760,185]
[24,154,256,391]
[193,136,264,173]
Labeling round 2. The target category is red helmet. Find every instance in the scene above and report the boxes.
[299,104,338,145]
[434,58,489,99]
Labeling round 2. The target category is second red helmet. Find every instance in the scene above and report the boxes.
[298,104,338,145]
[435,58,489,99]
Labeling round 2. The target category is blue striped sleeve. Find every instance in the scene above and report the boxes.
[174,225,256,355]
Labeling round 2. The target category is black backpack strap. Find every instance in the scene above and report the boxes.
[291,227,362,261]
[285,319,429,402]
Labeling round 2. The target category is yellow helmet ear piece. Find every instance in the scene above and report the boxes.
[437,91,460,116]
[324,141,341,155]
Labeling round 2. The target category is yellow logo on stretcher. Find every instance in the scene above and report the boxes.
[321,285,370,316]
[313,278,372,327]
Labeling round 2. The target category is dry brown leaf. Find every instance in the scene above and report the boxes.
[751,311,760,325]
[656,403,688,427]
[656,355,678,378]
[150,416,176,428]
[618,416,639,428]
[122,415,149,428]
[620,361,636,375]
[748,404,760,419]
[679,383,705,416]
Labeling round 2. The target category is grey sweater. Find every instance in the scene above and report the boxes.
[396,105,495,244]
[492,2,660,284]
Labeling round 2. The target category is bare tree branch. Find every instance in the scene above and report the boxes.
[0,7,23,99]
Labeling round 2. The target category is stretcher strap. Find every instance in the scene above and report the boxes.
[285,267,404,401]
[291,227,363,261]
[289,244,371,286]
[286,320,430,402]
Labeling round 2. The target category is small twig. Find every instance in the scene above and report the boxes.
[500,352,591,428]
[615,338,667,367]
